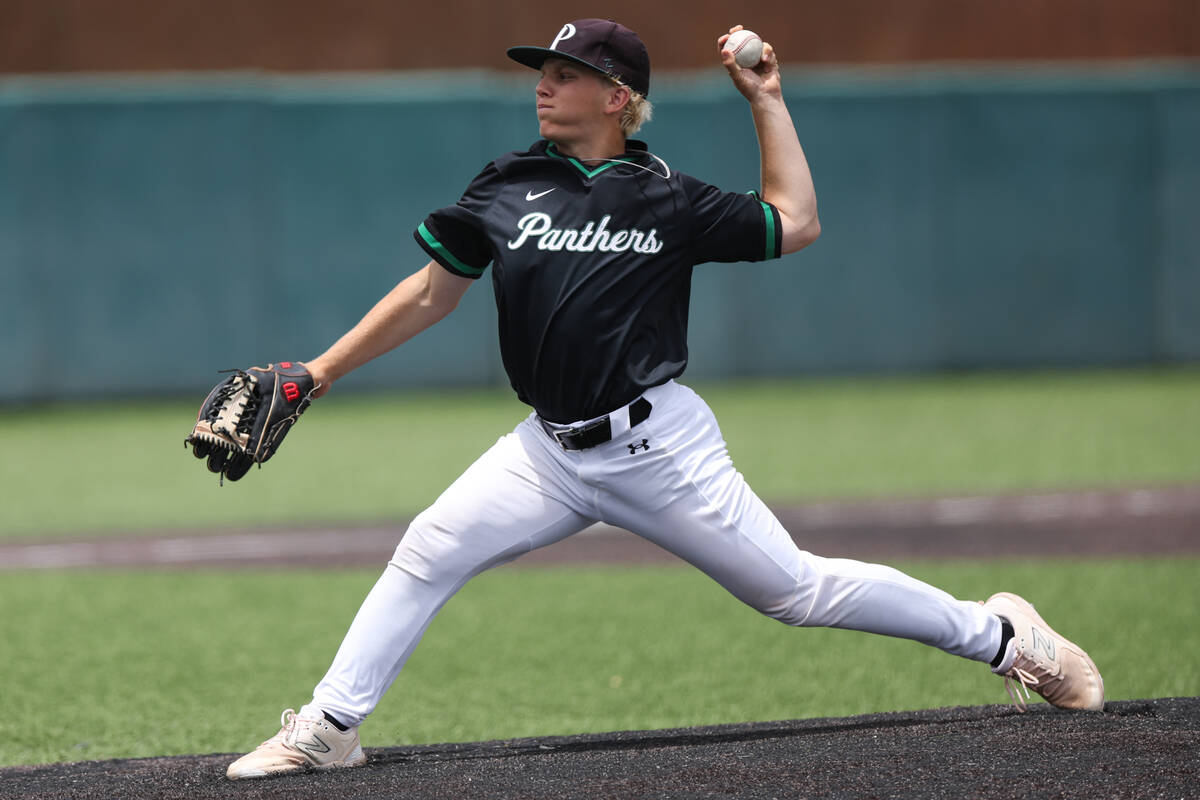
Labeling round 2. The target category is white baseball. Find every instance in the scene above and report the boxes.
[726,29,764,68]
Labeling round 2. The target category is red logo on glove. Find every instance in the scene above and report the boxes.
[279,361,293,368]
[282,382,301,402]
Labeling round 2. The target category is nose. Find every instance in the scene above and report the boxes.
[536,76,552,97]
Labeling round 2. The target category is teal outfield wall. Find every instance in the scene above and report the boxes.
[1,65,1198,401]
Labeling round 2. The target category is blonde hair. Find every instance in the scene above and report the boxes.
[606,75,653,136]
[620,91,653,136]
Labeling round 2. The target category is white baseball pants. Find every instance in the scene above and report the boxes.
[311,380,1002,727]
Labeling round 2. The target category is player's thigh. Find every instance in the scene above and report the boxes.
[616,469,810,620]
[602,385,814,620]
[393,420,593,582]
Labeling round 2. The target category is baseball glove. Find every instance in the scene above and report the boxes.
[185,362,319,482]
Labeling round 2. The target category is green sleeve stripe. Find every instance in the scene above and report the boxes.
[760,201,779,261]
[417,222,485,277]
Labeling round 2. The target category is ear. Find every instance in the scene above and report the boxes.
[605,84,632,116]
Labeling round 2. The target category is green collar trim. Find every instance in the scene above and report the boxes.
[547,143,637,178]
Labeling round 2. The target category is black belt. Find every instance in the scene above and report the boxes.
[541,397,653,451]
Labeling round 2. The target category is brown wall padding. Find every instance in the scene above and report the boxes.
[2,0,1198,74]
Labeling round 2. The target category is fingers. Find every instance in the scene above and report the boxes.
[761,41,777,69]
[207,446,232,475]
[224,452,255,481]
[729,42,774,71]
[719,46,739,73]
[716,24,743,54]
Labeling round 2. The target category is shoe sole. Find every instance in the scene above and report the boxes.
[227,752,367,780]
[989,591,1104,711]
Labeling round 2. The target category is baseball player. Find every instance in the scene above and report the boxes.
[223,21,1104,780]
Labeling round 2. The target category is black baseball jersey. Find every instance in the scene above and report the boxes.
[414,139,782,423]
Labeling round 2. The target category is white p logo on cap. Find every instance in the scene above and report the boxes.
[549,23,576,51]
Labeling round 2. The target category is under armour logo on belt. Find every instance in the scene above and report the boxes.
[628,439,650,454]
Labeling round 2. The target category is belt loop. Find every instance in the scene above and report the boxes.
[608,404,632,438]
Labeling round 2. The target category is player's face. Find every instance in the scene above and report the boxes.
[535,59,616,146]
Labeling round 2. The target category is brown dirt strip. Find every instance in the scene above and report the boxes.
[2,698,1196,799]
[1,486,1197,570]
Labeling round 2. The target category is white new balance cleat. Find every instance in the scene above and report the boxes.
[226,707,367,780]
[984,592,1104,712]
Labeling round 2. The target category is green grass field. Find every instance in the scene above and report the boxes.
[0,368,1197,768]
[1,367,1197,539]
[2,560,1197,767]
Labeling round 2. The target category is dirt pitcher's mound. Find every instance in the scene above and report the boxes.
[3,698,1197,800]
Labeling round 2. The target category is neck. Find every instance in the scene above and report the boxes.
[551,129,627,163]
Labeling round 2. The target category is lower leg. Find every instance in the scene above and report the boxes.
[792,555,1003,663]
[307,422,593,727]
[310,559,459,728]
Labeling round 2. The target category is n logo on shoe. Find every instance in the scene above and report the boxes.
[297,734,331,757]
[1031,627,1056,660]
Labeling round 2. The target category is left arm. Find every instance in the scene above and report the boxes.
[720,27,821,254]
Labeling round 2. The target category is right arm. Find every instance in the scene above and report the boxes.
[302,261,473,396]
[719,26,820,255]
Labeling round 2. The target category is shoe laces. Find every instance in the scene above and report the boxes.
[1003,639,1064,712]
[1003,666,1038,712]
[276,708,320,749]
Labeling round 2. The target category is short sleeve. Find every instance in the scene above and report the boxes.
[413,163,502,279]
[683,175,783,265]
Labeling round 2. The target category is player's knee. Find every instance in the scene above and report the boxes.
[389,510,526,587]
[388,514,456,583]
[743,582,817,627]
[757,598,811,627]
[747,560,825,627]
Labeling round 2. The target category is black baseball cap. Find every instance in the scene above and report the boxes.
[507,19,651,97]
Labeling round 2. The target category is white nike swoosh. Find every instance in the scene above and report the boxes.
[526,188,556,201]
